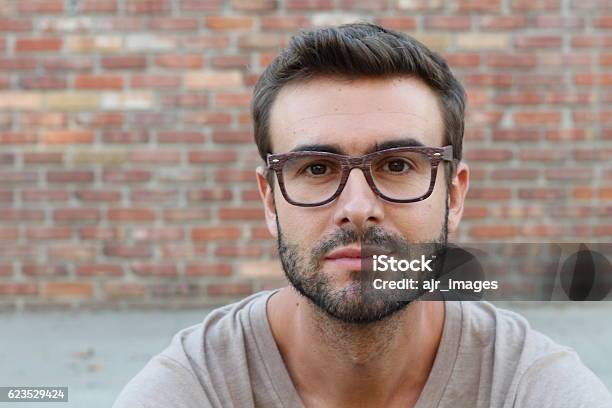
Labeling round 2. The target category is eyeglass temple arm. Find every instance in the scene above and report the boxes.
[441,145,454,162]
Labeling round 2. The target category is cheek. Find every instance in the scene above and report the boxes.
[385,172,447,241]
[275,199,329,247]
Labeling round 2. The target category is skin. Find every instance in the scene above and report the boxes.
[256,76,470,407]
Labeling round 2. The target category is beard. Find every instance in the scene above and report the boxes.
[276,202,449,325]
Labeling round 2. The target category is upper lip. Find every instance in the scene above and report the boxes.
[325,247,363,259]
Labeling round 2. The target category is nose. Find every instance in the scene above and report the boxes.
[332,168,384,233]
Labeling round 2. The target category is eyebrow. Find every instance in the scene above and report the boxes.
[289,137,426,155]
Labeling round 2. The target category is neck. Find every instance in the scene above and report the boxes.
[268,287,445,407]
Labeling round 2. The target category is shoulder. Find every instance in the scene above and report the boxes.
[513,348,612,407]
[458,301,612,407]
[112,354,208,408]
[113,290,274,408]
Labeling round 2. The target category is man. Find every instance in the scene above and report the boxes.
[114,23,612,407]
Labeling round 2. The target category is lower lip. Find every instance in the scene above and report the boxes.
[325,257,365,270]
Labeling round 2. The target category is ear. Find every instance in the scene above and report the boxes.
[447,161,469,235]
[256,166,278,239]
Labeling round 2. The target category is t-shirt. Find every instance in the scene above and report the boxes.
[113,290,612,408]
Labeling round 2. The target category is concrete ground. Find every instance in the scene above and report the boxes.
[0,302,611,408]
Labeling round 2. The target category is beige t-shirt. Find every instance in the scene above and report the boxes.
[113,290,612,407]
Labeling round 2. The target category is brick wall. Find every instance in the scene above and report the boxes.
[0,0,610,311]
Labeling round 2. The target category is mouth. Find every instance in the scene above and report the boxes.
[324,246,391,270]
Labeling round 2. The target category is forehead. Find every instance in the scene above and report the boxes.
[268,76,445,155]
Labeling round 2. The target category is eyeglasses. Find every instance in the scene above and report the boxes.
[266,145,453,207]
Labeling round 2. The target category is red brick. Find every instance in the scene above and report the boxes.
[26,227,71,240]
[149,17,198,30]
[47,244,96,261]
[102,55,147,69]
[261,16,310,30]
[108,208,156,221]
[131,263,177,277]
[0,227,19,240]
[185,263,232,277]
[130,189,178,202]
[19,75,66,89]
[515,36,562,49]
[207,283,253,296]
[53,208,100,222]
[43,130,94,144]
[467,188,512,200]
[231,0,276,10]
[158,131,205,143]
[0,57,37,70]
[189,150,238,163]
[103,169,151,183]
[594,16,612,29]
[545,168,592,181]
[480,16,526,30]
[126,0,171,14]
[373,17,417,30]
[212,131,252,143]
[535,16,584,29]
[519,188,566,200]
[469,225,517,239]
[104,283,145,298]
[75,75,123,89]
[163,209,210,222]
[45,282,93,298]
[511,0,560,10]
[18,1,64,13]
[77,264,124,276]
[487,54,536,68]
[0,283,38,296]
[0,132,37,144]
[77,112,123,127]
[155,53,204,68]
[206,16,254,30]
[129,149,181,164]
[456,0,501,12]
[16,37,62,52]
[103,130,149,144]
[492,130,540,141]
[0,19,33,31]
[465,149,513,161]
[162,93,208,108]
[514,111,561,125]
[104,243,152,258]
[79,227,122,240]
[47,170,94,183]
[219,207,264,220]
[22,189,69,202]
[184,112,232,125]
[131,74,180,88]
[192,226,241,240]
[215,92,251,107]
[214,169,254,183]
[187,188,233,201]
[494,92,541,105]
[464,73,512,87]
[215,245,262,257]
[425,16,472,30]
[179,0,224,11]
[76,190,122,202]
[81,0,118,12]
[22,264,68,277]
[131,227,184,241]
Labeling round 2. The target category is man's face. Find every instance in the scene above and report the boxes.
[258,76,465,324]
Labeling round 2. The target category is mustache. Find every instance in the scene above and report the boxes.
[310,226,410,263]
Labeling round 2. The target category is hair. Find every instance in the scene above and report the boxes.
[251,22,466,189]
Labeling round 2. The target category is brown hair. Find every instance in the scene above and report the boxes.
[251,22,466,186]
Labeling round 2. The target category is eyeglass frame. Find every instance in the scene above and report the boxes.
[266,145,454,207]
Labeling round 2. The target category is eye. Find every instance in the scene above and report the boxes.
[384,159,412,173]
[306,163,328,176]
